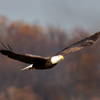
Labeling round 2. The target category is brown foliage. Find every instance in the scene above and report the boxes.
[0,16,99,100]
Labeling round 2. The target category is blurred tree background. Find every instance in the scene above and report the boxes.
[0,16,99,100]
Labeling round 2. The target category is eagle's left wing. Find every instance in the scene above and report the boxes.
[0,50,47,64]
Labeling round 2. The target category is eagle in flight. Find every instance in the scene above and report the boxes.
[0,32,100,70]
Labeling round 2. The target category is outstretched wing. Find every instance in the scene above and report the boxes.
[0,50,47,64]
[56,32,100,56]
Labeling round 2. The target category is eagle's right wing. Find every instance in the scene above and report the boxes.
[56,32,100,56]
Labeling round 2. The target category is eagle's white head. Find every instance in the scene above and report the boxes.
[51,55,64,64]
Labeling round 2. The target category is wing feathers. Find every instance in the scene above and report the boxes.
[0,50,46,64]
[57,32,100,56]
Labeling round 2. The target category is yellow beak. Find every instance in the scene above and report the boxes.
[59,55,64,60]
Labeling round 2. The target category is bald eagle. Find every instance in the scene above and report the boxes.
[0,32,100,70]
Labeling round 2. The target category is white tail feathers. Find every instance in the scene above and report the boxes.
[21,64,33,71]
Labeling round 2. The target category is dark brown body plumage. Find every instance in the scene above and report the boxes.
[0,50,56,69]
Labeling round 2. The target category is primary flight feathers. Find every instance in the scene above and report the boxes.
[0,32,100,70]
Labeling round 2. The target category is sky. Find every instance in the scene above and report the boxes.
[0,0,100,33]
